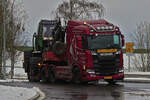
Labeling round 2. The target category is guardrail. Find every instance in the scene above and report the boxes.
[125,72,150,78]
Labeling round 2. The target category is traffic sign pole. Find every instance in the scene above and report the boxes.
[126,42,134,72]
[128,55,130,72]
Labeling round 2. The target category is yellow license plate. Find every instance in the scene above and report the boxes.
[104,76,112,79]
[97,49,117,53]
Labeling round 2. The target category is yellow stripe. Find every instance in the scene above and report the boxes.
[97,49,117,53]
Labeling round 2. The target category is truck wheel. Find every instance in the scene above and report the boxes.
[41,68,48,83]
[72,67,81,84]
[106,79,116,85]
[48,69,56,83]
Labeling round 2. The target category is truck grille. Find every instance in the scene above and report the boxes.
[92,55,120,76]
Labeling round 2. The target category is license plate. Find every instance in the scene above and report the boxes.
[97,49,117,53]
[104,76,112,79]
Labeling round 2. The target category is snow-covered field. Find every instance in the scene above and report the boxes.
[124,53,148,72]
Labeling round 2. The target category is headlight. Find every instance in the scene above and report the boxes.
[91,51,97,55]
[115,50,121,54]
[119,68,124,73]
[86,69,95,74]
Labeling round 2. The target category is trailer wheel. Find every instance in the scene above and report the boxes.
[48,68,56,83]
[28,57,41,82]
[28,64,40,82]
[72,67,81,84]
[106,79,116,85]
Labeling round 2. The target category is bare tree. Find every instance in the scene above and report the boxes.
[131,22,150,72]
[0,0,2,78]
[0,0,28,78]
[55,0,104,23]
[6,0,28,78]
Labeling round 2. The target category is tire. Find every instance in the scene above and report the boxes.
[52,41,66,56]
[28,64,40,82]
[28,57,41,82]
[106,79,117,85]
[48,68,56,83]
[72,67,81,84]
[41,68,48,83]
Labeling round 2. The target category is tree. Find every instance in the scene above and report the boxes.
[0,0,28,78]
[55,0,104,23]
[0,0,2,78]
[131,22,150,72]
[6,0,28,78]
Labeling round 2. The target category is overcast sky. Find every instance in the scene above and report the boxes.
[23,0,150,42]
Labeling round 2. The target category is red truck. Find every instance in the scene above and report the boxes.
[23,19,125,84]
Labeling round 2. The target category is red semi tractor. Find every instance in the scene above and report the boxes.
[23,19,125,84]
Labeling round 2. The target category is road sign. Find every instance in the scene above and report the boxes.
[126,42,134,72]
[126,42,134,53]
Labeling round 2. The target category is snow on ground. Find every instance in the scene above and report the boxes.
[0,85,37,100]
[125,78,150,81]
[123,53,146,72]
[0,79,28,82]
[6,68,27,77]
[125,72,150,75]
[4,53,149,77]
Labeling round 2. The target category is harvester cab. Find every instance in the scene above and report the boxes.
[32,19,65,53]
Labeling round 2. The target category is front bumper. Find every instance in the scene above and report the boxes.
[83,72,124,82]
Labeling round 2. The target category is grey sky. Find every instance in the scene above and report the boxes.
[23,0,150,41]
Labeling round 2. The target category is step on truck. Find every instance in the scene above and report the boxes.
[23,19,125,84]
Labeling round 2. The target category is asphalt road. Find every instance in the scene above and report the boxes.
[1,81,150,100]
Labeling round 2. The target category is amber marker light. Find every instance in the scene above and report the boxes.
[84,21,87,25]
[37,63,41,67]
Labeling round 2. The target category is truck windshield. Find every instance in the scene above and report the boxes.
[43,24,55,37]
[86,34,121,49]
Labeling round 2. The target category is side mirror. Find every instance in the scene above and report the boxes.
[33,32,37,37]
[121,34,125,47]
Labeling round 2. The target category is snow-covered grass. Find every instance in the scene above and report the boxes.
[0,79,28,82]
[0,85,37,100]
[4,53,149,78]
[123,54,146,72]
[6,68,27,77]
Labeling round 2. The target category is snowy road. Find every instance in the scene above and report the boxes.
[1,81,150,100]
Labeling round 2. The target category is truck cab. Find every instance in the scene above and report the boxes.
[66,19,125,84]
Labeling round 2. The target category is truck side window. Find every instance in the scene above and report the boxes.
[113,35,119,45]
